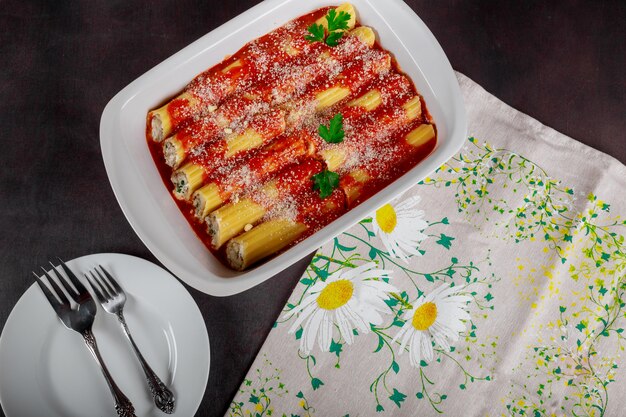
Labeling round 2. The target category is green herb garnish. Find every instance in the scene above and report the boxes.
[325,9,351,32]
[312,170,340,199]
[305,9,352,47]
[325,31,344,47]
[305,23,325,43]
[318,113,345,144]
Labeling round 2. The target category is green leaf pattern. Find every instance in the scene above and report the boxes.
[228,137,626,416]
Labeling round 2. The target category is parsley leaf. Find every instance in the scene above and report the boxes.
[318,113,345,143]
[305,9,352,46]
[325,31,344,47]
[326,9,351,32]
[305,23,325,43]
[312,170,340,199]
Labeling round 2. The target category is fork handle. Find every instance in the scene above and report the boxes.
[117,312,176,414]
[82,329,137,417]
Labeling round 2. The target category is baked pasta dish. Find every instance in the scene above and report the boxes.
[146,4,437,271]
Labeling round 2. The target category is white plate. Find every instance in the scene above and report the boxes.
[0,253,209,417]
[100,0,467,296]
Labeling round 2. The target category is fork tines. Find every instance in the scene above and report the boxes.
[56,258,88,291]
[35,259,91,303]
[34,260,78,306]
[86,265,123,303]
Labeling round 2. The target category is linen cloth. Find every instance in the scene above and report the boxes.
[226,73,626,417]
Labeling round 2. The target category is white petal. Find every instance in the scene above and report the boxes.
[428,284,449,300]
[394,196,422,213]
[409,331,423,367]
[343,301,369,333]
[335,308,354,345]
[421,332,434,363]
[365,296,390,315]
[439,295,472,305]
[355,302,383,325]
[283,293,319,320]
[288,302,317,334]
[434,313,464,332]
[302,309,324,354]
[391,320,409,345]
[356,267,394,281]
[380,234,409,262]
[431,326,450,351]
[361,279,398,294]
[318,311,333,351]
[397,324,413,354]
[437,309,470,327]
[437,284,466,299]
[341,262,378,281]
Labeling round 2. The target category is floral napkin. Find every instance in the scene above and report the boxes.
[226,73,626,416]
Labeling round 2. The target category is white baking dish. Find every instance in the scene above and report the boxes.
[100,0,466,296]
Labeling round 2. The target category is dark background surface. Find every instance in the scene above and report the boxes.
[0,1,624,416]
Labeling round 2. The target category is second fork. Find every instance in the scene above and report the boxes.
[86,265,175,414]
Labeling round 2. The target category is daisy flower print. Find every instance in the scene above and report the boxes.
[371,195,428,262]
[392,284,471,367]
[284,262,397,354]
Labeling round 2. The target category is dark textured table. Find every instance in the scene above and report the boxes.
[1,1,624,416]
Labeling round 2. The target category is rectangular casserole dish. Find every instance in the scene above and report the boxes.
[100,0,467,296]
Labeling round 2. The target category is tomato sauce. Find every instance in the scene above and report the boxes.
[146,6,437,269]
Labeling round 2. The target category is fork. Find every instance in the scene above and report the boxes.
[34,259,136,417]
[86,265,175,414]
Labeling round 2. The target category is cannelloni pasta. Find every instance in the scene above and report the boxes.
[171,109,287,200]
[226,189,347,271]
[146,4,438,271]
[191,134,314,218]
[208,159,324,249]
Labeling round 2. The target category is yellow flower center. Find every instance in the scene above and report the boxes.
[376,204,397,233]
[412,302,437,331]
[317,279,354,310]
